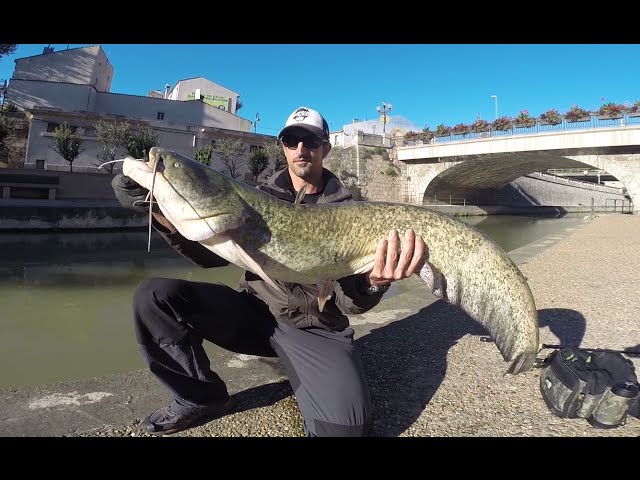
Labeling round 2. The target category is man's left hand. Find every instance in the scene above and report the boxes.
[366,229,426,287]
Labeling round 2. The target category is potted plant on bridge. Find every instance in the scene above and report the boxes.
[539,108,562,126]
[492,115,513,131]
[451,123,471,136]
[564,105,591,123]
[513,110,536,128]
[421,126,434,142]
[435,124,452,137]
[471,118,491,133]
[627,101,640,117]
[596,102,625,120]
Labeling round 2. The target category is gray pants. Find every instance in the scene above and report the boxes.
[133,277,372,436]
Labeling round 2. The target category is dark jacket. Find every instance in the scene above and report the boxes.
[153,167,385,331]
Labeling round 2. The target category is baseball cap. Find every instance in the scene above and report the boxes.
[278,106,330,141]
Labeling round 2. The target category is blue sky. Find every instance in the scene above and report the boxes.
[2,44,639,136]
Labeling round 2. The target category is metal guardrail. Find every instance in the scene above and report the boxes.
[399,113,640,146]
[545,168,606,176]
[604,198,633,213]
[529,172,626,194]
[422,194,469,206]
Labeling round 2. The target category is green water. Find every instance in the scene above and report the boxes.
[0,214,588,388]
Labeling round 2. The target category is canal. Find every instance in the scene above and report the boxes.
[0,213,590,388]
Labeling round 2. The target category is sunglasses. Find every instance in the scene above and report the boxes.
[280,135,325,150]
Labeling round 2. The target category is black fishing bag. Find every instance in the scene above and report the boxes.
[539,347,639,428]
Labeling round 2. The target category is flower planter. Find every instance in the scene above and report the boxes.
[514,122,536,128]
[627,111,640,118]
[566,117,591,123]
[597,115,623,121]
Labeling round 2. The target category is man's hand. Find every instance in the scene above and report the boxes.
[366,229,425,287]
[111,174,150,213]
[111,174,175,231]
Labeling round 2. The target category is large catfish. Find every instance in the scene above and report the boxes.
[123,147,540,374]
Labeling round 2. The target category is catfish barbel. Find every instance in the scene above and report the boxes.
[123,147,540,375]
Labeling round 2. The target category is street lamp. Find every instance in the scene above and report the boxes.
[376,101,393,135]
[491,95,498,120]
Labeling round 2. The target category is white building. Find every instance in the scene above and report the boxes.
[329,116,420,148]
[6,45,273,174]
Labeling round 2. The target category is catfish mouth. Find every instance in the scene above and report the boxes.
[144,151,219,224]
[147,150,167,174]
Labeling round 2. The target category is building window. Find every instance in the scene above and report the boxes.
[46,122,60,133]
[157,112,165,120]
[36,160,45,169]
[210,139,217,148]
[249,145,264,153]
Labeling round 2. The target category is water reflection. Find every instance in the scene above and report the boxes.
[0,215,589,388]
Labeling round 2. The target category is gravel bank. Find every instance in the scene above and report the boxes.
[69,214,640,437]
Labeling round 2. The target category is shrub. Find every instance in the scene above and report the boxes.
[470,118,491,133]
[514,109,535,127]
[492,116,513,131]
[435,124,452,136]
[451,123,471,135]
[539,108,562,125]
[564,105,590,122]
[597,102,625,118]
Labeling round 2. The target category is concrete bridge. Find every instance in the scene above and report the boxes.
[395,124,640,214]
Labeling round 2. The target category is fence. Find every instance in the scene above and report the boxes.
[604,198,633,213]
[399,113,640,147]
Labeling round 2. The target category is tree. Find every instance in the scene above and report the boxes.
[0,114,17,160]
[52,123,83,172]
[262,141,286,179]
[236,98,243,112]
[124,125,159,159]
[247,148,269,181]
[94,120,129,173]
[0,44,17,61]
[193,144,214,166]
[216,138,246,179]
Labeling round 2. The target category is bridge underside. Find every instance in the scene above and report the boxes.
[418,149,637,212]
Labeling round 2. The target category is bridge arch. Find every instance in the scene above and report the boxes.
[398,126,640,213]
[408,152,633,210]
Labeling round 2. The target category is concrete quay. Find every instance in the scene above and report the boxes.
[0,213,638,437]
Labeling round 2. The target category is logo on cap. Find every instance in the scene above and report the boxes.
[292,108,311,123]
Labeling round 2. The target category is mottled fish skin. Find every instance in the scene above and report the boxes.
[124,147,540,374]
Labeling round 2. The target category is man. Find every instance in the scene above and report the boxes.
[112,106,425,437]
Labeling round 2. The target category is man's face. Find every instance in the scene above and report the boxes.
[280,127,331,181]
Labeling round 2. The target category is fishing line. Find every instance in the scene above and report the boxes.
[97,159,126,169]
[147,157,159,253]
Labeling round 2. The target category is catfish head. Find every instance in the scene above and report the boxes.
[123,147,250,242]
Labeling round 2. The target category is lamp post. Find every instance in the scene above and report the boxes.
[376,101,393,135]
[491,95,498,120]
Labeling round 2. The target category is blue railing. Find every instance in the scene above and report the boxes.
[401,113,640,146]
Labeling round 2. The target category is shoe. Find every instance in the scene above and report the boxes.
[141,397,235,435]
